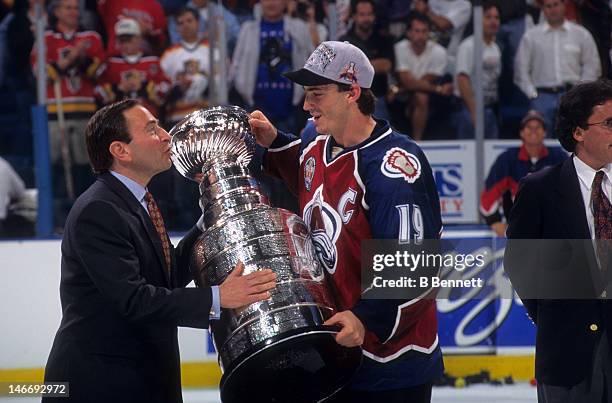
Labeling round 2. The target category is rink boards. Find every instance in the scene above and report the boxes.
[0,227,536,386]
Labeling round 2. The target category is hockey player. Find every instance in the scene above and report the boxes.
[249,41,443,403]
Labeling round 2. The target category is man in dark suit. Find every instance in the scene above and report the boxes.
[505,79,612,402]
[42,99,277,403]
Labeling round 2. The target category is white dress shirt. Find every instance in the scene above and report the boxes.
[514,20,601,99]
[573,155,612,240]
[394,39,448,79]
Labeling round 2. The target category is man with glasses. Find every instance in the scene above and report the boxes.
[505,79,612,402]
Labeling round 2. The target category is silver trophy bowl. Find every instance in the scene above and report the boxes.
[170,106,362,403]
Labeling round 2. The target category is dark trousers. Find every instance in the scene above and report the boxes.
[325,382,432,403]
[537,331,612,403]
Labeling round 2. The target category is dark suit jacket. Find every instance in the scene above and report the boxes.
[505,157,612,387]
[43,172,211,403]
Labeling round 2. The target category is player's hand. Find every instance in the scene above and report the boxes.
[219,261,276,308]
[324,311,365,347]
[491,222,507,238]
[249,110,278,148]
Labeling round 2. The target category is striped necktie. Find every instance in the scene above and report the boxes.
[592,171,611,273]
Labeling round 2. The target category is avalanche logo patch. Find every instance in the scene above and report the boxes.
[381,147,421,183]
[303,186,341,275]
[304,157,316,192]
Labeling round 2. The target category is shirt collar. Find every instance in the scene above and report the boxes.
[110,170,148,204]
[573,155,612,192]
[544,20,569,32]
[518,144,549,162]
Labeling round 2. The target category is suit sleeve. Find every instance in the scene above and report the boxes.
[72,201,212,328]
[505,177,541,322]
[174,225,203,288]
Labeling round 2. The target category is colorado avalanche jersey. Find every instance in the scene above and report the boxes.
[264,119,443,389]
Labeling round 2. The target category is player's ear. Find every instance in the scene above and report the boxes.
[347,84,361,103]
[572,126,585,143]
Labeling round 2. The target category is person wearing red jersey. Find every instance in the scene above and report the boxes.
[31,0,105,221]
[97,0,167,56]
[95,18,170,118]
[249,41,443,402]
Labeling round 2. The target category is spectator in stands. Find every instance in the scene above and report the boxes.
[230,0,313,132]
[0,156,25,234]
[394,12,451,140]
[455,3,502,139]
[167,0,240,56]
[97,0,167,56]
[31,0,104,218]
[230,0,313,212]
[480,110,567,237]
[288,0,327,46]
[95,18,170,118]
[514,0,601,132]
[339,0,394,121]
[377,0,413,41]
[161,6,213,229]
[412,0,471,71]
[161,7,213,127]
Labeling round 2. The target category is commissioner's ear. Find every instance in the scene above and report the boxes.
[572,126,585,143]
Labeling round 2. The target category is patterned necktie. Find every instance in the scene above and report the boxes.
[144,192,172,275]
[591,171,611,272]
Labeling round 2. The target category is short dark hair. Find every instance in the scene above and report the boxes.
[86,99,139,173]
[407,12,431,31]
[175,6,200,21]
[350,0,376,16]
[482,2,500,13]
[337,83,376,115]
[555,79,612,152]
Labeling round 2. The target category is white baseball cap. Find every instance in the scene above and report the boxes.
[284,41,375,89]
[115,18,141,36]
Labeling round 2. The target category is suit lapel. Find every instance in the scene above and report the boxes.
[98,173,171,286]
[554,158,601,293]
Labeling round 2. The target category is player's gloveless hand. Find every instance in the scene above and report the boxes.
[324,310,365,347]
[219,261,276,308]
[249,110,278,148]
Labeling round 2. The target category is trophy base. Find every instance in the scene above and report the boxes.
[219,325,362,403]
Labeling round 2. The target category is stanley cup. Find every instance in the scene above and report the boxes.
[170,106,362,403]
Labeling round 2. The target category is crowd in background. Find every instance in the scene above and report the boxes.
[0,0,610,234]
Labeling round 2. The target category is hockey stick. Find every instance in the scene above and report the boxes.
[53,80,75,201]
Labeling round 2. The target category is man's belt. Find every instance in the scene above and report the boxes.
[536,84,573,94]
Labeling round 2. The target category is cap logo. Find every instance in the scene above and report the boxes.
[339,62,357,84]
[305,43,336,73]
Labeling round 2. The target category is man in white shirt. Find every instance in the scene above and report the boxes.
[412,0,471,71]
[514,0,601,132]
[455,3,502,139]
[394,13,451,140]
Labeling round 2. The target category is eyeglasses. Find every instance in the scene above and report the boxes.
[586,118,612,131]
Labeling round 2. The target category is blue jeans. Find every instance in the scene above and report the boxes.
[455,105,499,139]
[530,92,564,136]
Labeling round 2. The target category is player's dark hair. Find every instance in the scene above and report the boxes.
[337,83,376,115]
[555,79,612,152]
[86,99,139,173]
